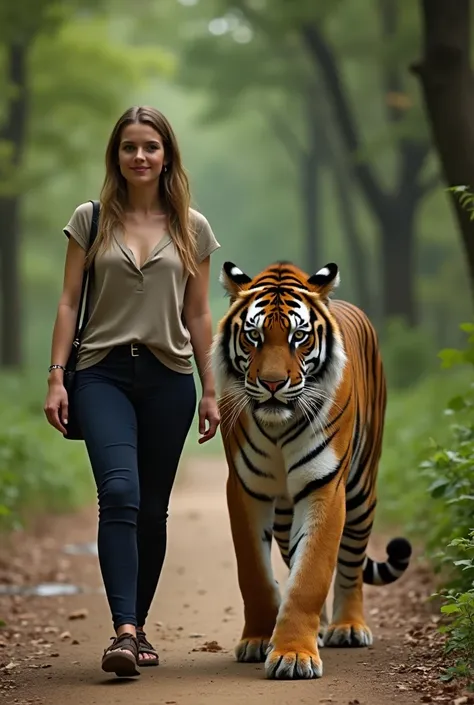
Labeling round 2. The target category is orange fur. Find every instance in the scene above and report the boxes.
[213,262,412,680]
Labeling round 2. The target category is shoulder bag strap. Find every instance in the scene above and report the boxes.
[72,200,100,345]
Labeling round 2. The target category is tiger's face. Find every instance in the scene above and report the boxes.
[212,261,347,426]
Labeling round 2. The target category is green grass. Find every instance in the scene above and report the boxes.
[375,366,470,534]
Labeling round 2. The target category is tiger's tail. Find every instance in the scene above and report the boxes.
[362,537,412,586]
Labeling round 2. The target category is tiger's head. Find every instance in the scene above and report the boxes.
[212,260,347,427]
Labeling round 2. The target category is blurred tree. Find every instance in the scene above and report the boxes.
[153,0,440,326]
[0,1,171,368]
[411,0,474,297]
[126,0,372,312]
[0,0,65,368]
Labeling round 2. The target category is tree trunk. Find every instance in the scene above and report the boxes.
[300,150,320,274]
[380,205,417,326]
[300,21,431,327]
[411,0,474,294]
[0,42,28,368]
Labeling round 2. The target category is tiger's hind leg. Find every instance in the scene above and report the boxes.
[226,468,280,663]
[324,501,375,648]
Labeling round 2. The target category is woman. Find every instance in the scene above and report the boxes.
[43,106,221,677]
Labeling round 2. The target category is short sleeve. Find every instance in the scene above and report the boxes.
[192,209,221,263]
[63,201,93,250]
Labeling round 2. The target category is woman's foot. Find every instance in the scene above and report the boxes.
[101,631,140,677]
[136,628,159,667]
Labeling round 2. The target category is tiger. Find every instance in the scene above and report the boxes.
[211,259,412,681]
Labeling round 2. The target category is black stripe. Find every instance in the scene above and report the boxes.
[293,441,350,504]
[387,558,410,571]
[240,444,274,478]
[338,570,357,583]
[339,541,366,555]
[288,532,306,561]
[363,559,374,584]
[343,522,373,539]
[234,469,273,503]
[238,419,269,458]
[281,419,311,448]
[253,415,276,443]
[274,538,289,546]
[345,486,371,513]
[345,500,376,527]
[377,562,398,584]
[274,506,293,515]
[293,467,339,504]
[273,522,292,532]
[337,556,365,569]
[325,394,351,432]
[263,529,272,543]
[289,427,339,473]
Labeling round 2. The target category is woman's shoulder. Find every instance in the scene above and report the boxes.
[189,207,211,233]
[188,207,220,261]
[72,200,94,219]
[63,201,95,249]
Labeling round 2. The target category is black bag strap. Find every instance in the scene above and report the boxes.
[72,200,100,346]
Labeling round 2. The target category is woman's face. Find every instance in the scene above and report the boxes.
[118,122,166,186]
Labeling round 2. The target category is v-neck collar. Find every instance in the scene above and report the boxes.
[115,232,172,272]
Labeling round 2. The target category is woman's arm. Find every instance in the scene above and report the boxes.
[183,256,220,442]
[44,238,86,432]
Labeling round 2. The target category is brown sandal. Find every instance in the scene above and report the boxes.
[102,632,140,677]
[137,628,159,667]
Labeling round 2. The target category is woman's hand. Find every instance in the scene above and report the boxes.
[44,382,69,435]
[198,393,220,444]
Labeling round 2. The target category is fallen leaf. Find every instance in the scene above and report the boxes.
[68,609,88,621]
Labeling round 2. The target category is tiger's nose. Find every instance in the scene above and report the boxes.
[259,377,287,393]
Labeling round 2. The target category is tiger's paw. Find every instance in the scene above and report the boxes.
[235,637,270,663]
[324,622,373,648]
[265,646,323,680]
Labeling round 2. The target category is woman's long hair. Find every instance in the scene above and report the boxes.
[86,106,198,276]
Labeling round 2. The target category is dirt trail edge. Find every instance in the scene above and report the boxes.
[1,456,440,705]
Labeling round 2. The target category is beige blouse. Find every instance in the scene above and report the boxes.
[63,201,221,374]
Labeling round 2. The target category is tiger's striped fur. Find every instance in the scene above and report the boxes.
[212,260,412,680]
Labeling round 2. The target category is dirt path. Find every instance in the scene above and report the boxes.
[0,456,451,705]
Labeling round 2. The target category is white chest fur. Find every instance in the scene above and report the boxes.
[233,404,338,502]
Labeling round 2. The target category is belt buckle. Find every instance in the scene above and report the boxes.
[131,343,139,358]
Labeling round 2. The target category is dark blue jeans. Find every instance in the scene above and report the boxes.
[74,344,196,630]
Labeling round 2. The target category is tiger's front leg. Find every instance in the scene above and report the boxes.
[265,483,345,680]
[226,467,281,663]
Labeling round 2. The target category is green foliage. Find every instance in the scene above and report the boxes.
[448,185,474,222]
[0,372,93,531]
[409,323,474,686]
[0,13,174,198]
[437,533,474,687]
[380,317,438,389]
[417,324,474,589]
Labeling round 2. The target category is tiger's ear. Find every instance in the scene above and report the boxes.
[307,263,340,300]
[219,261,252,300]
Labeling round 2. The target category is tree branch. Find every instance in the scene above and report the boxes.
[262,107,305,166]
[379,0,405,126]
[300,22,389,222]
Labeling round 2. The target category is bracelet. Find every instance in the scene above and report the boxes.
[48,364,66,373]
